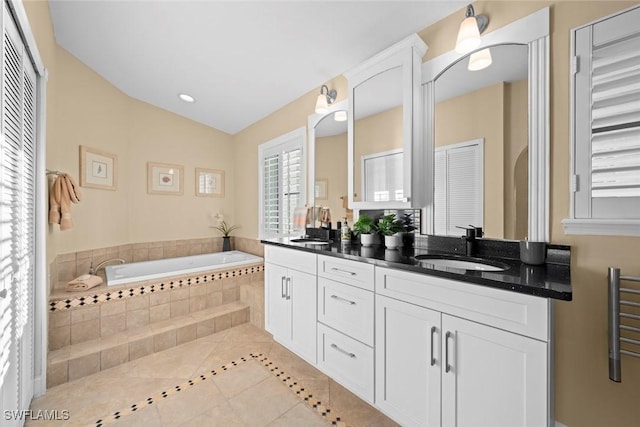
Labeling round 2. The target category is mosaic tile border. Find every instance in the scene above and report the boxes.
[49,264,264,313]
[91,353,349,427]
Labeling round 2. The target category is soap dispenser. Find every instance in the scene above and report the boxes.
[341,217,351,241]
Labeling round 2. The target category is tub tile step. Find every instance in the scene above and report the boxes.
[46,301,249,388]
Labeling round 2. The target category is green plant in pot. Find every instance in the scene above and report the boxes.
[352,213,378,246]
[377,214,406,249]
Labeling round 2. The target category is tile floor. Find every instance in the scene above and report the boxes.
[29,324,399,427]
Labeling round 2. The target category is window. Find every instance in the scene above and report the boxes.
[434,139,483,235]
[565,5,640,236]
[258,128,306,239]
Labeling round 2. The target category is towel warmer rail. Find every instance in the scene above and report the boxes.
[608,267,640,382]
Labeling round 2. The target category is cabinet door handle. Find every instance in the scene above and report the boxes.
[445,331,453,373]
[330,294,356,305]
[281,276,286,299]
[285,277,291,300]
[430,326,437,366]
[330,343,356,359]
[330,267,356,276]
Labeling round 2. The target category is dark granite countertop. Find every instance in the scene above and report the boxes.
[261,236,572,301]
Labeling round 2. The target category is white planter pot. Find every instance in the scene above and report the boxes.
[384,234,403,249]
[360,233,377,247]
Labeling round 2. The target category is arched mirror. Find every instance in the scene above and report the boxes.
[308,100,349,223]
[422,7,550,242]
[433,43,529,239]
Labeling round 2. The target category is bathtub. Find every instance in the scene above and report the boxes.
[105,250,263,286]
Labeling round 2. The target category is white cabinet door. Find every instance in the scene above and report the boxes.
[290,268,318,364]
[375,295,442,427]
[265,263,291,345]
[441,315,547,427]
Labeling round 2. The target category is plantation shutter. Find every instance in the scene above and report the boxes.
[0,3,37,413]
[574,6,640,219]
[434,140,483,236]
[363,150,403,202]
[259,129,305,239]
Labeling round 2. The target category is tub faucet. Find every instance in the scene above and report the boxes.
[89,258,126,275]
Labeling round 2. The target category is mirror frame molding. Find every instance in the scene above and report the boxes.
[422,7,550,242]
[307,99,349,208]
[345,34,428,210]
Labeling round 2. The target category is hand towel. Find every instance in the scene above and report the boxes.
[48,175,62,224]
[66,275,103,292]
[320,207,331,225]
[293,206,309,231]
[59,175,73,230]
[64,174,82,203]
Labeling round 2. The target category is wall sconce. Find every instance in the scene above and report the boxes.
[468,48,492,71]
[315,84,337,114]
[455,4,489,54]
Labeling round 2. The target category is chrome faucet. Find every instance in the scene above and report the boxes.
[89,258,126,275]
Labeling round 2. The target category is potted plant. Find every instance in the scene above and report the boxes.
[210,213,240,252]
[352,213,378,246]
[377,214,406,249]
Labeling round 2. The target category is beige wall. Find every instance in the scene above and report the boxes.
[25,1,234,262]
[315,133,348,222]
[25,0,640,425]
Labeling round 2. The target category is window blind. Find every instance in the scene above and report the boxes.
[282,148,301,235]
[263,153,280,235]
[591,31,640,198]
[363,150,403,202]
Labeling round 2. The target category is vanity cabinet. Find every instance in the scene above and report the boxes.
[375,267,549,427]
[264,246,317,364]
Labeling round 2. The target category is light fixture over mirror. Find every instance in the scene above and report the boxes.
[468,48,492,71]
[315,84,337,114]
[334,110,347,122]
[455,4,489,54]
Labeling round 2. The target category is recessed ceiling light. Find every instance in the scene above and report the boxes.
[178,93,195,103]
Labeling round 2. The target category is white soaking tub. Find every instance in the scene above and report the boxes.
[105,251,263,286]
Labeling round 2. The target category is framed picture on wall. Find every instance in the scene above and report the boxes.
[79,145,117,190]
[315,179,328,200]
[147,162,184,195]
[195,168,225,197]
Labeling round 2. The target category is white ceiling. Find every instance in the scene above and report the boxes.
[48,0,466,135]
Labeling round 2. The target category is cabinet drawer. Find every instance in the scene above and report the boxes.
[318,278,374,346]
[317,323,374,404]
[318,255,374,291]
[376,267,549,341]
[265,245,316,274]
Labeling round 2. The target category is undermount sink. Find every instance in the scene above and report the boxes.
[414,255,509,272]
[290,238,331,245]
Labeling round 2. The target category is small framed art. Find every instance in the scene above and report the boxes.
[315,179,328,200]
[147,162,184,195]
[196,168,225,197]
[80,145,117,190]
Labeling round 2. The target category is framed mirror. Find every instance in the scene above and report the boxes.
[345,34,427,210]
[422,7,550,242]
[308,100,349,223]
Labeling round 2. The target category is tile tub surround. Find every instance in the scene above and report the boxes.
[47,262,265,387]
[49,236,265,294]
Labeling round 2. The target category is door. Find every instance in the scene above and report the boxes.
[1,5,38,426]
[441,315,547,427]
[289,269,317,363]
[265,263,291,345]
[375,295,441,427]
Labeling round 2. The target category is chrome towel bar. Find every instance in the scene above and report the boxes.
[608,267,640,382]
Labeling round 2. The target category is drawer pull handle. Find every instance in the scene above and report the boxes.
[285,277,291,300]
[330,267,356,276]
[430,326,437,366]
[330,294,356,305]
[330,343,356,359]
[445,331,453,373]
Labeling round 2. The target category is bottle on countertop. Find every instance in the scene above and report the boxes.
[341,217,351,241]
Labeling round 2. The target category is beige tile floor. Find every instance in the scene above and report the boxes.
[29,324,399,427]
